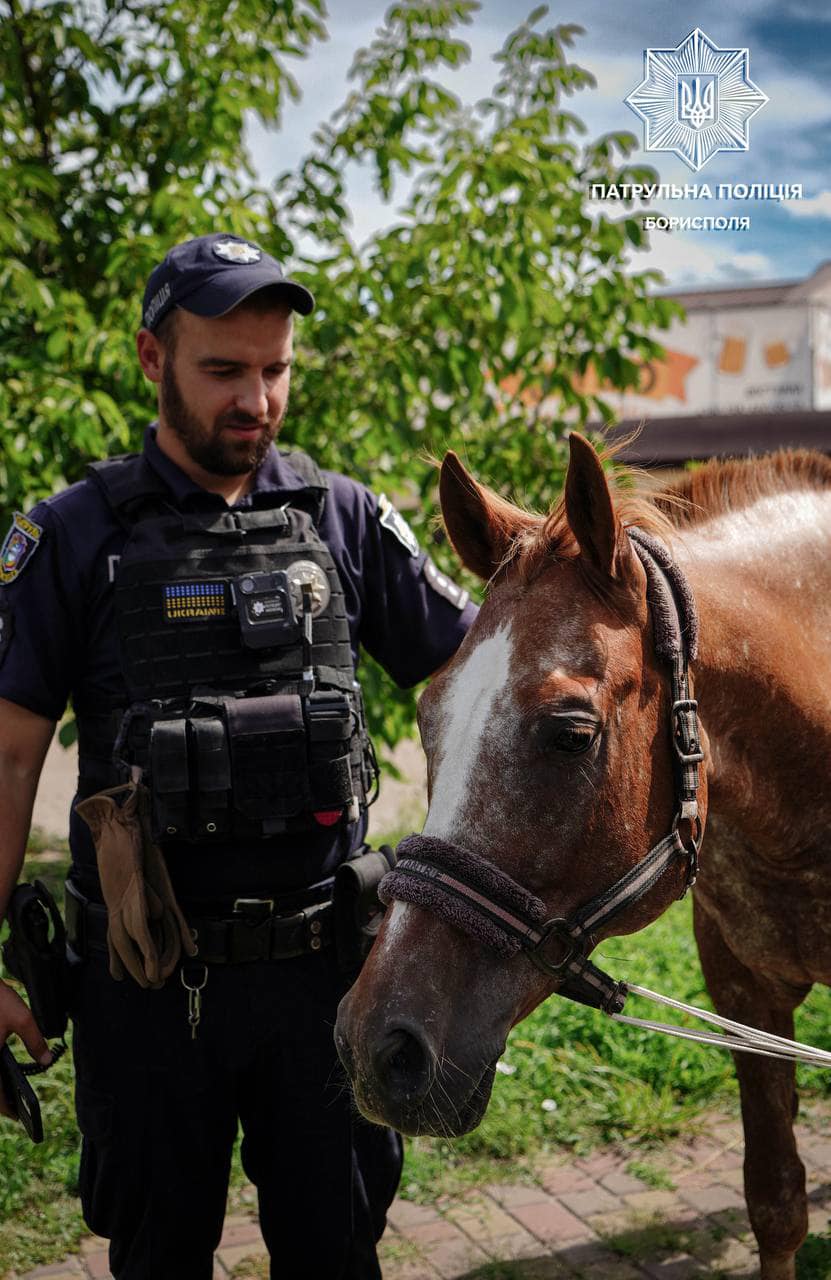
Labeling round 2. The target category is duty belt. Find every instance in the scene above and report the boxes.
[65,881,333,966]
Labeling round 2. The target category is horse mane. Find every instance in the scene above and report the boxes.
[503,444,831,598]
[651,449,831,527]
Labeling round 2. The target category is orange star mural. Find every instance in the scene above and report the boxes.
[493,347,700,411]
[573,349,700,403]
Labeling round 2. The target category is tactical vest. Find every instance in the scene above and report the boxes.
[76,450,378,843]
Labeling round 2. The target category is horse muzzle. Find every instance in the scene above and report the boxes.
[335,988,499,1136]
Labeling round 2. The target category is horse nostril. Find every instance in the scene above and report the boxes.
[374,1026,432,1104]
[335,1028,355,1077]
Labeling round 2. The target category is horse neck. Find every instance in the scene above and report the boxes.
[675,489,831,852]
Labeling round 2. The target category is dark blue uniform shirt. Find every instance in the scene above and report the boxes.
[0,426,477,902]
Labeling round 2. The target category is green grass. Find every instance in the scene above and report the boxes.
[625,1158,676,1191]
[4,828,831,1275]
[0,834,86,1276]
[797,1232,831,1279]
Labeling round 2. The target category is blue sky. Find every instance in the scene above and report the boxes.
[247,0,830,290]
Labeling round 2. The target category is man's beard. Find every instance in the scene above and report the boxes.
[160,358,281,476]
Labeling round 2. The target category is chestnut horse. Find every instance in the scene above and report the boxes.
[336,434,831,1280]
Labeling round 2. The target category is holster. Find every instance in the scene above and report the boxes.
[333,844,396,982]
[2,880,69,1042]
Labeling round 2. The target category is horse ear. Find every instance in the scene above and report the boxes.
[564,433,627,580]
[439,451,537,581]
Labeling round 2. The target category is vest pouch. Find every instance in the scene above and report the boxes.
[149,719,191,839]
[191,717,232,838]
[226,694,308,832]
[306,691,355,814]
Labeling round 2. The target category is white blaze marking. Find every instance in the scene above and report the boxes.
[423,623,514,839]
[382,899,411,947]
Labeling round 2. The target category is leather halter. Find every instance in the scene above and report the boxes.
[378,528,704,1016]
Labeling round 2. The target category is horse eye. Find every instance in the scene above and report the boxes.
[536,715,599,756]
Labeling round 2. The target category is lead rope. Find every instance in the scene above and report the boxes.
[609,983,831,1068]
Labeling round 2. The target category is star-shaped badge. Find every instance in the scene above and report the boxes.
[213,239,262,264]
[625,28,768,173]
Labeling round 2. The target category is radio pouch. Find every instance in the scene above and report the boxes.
[333,844,397,982]
[227,694,307,829]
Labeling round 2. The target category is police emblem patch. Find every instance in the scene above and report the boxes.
[163,581,229,622]
[0,513,43,584]
[286,560,331,617]
[424,558,469,611]
[378,495,419,558]
[212,239,262,264]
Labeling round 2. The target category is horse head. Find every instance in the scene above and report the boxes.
[336,433,708,1136]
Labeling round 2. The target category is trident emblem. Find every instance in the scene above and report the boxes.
[678,75,716,129]
[626,29,767,171]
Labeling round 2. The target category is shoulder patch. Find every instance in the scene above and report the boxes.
[0,513,43,584]
[378,494,419,558]
[424,558,469,611]
[0,593,13,667]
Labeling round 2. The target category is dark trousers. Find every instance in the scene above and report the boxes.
[70,947,402,1280]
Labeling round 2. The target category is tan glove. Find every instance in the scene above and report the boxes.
[75,782,196,988]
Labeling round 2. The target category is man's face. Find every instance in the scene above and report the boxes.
[158,305,293,476]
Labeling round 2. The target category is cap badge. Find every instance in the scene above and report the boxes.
[213,239,262,264]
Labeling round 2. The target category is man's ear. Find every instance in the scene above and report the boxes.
[439,451,539,581]
[136,329,164,384]
[564,433,633,581]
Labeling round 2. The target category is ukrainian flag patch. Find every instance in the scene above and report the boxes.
[163,581,228,622]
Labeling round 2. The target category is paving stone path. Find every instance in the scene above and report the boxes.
[15,1104,831,1279]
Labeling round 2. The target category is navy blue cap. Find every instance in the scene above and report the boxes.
[141,233,315,331]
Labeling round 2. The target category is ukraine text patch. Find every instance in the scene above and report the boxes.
[0,513,43,584]
[378,494,419,558]
[163,581,228,622]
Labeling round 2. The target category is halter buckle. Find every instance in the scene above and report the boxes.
[529,918,582,977]
[672,812,703,897]
[671,699,704,766]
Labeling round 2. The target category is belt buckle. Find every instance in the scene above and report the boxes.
[232,897,275,924]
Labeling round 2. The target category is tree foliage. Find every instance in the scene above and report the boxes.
[0,0,678,750]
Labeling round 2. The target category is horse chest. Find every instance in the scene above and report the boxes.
[695,813,831,987]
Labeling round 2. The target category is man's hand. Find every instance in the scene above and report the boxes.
[0,979,51,1117]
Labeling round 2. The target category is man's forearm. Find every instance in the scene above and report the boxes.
[0,764,41,918]
[0,700,56,920]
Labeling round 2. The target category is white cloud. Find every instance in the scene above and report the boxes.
[784,191,831,219]
[631,232,774,286]
[757,77,831,125]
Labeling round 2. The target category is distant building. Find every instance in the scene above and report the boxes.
[606,261,831,466]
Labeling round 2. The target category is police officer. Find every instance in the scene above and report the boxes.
[0,233,477,1279]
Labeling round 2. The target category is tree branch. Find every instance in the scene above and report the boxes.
[6,0,53,166]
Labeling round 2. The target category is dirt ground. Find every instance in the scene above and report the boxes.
[31,732,428,842]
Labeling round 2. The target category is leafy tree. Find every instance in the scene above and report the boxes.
[0,0,678,751]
